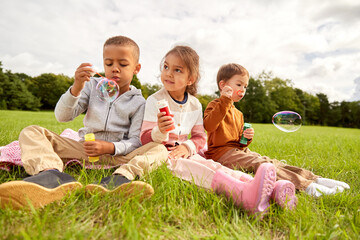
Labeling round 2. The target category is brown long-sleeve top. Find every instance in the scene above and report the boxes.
[204,95,251,161]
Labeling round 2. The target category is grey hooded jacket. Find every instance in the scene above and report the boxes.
[55,77,145,156]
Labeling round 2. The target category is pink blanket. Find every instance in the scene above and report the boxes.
[0,128,115,171]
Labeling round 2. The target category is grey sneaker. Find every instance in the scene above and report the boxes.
[95,175,132,189]
[0,170,82,210]
[23,170,77,188]
[85,175,154,201]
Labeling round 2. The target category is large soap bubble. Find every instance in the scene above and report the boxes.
[96,78,119,102]
[272,111,302,132]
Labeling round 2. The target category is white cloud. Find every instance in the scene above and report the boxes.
[0,0,359,102]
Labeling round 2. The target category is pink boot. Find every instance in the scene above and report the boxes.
[271,180,297,210]
[238,173,253,183]
[211,163,276,214]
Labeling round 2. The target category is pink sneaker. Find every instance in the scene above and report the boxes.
[271,180,297,210]
[211,163,276,214]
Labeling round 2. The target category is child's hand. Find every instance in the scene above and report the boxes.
[157,112,175,134]
[243,128,254,140]
[71,63,94,97]
[168,144,190,160]
[221,85,233,99]
[83,139,115,156]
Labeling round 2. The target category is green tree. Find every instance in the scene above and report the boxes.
[0,63,41,110]
[26,73,73,109]
[328,101,342,126]
[264,77,303,114]
[131,75,162,99]
[131,74,142,89]
[341,101,352,127]
[14,72,32,82]
[295,88,320,125]
[316,93,330,126]
[349,101,360,128]
[328,101,360,128]
[141,83,162,99]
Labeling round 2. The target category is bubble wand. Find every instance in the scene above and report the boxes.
[90,66,105,78]
[90,65,120,84]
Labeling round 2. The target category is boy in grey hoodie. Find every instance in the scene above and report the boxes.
[0,36,158,210]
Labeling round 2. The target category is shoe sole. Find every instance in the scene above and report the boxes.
[85,181,154,201]
[252,163,276,214]
[273,181,298,210]
[0,181,83,210]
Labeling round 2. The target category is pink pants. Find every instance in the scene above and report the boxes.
[167,154,253,190]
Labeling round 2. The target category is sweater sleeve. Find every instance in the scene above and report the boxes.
[54,85,89,122]
[182,102,207,155]
[140,95,168,145]
[203,96,233,132]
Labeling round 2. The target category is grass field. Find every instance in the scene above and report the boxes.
[0,110,359,239]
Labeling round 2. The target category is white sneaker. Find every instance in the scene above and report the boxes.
[334,186,345,193]
[305,183,339,197]
[315,178,350,189]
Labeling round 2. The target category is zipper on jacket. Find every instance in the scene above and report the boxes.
[104,102,113,133]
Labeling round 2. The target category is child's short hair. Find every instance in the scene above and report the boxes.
[104,36,140,63]
[216,63,249,90]
[161,45,200,96]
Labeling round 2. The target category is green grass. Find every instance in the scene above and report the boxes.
[0,110,359,239]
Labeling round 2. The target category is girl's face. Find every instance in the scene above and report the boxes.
[161,53,193,101]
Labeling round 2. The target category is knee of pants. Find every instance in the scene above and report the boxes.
[152,144,169,160]
[156,143,168,152]
[132,156,151,170]
[19,125,42,139]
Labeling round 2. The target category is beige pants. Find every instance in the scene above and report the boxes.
[217,148,318,191]
[19,125,168,180]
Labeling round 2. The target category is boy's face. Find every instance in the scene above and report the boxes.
[103,44,141,94]
[219,74,249,102]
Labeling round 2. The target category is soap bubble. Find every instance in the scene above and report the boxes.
[96,78,119,102]
[272,111,302,132]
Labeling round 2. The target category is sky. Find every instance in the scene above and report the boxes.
[1,0,359,102]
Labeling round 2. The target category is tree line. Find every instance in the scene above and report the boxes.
[1,62,359,128]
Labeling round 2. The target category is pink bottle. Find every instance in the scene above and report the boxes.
[157,99,175,131]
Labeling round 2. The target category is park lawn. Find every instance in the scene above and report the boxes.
[0,110,359,239]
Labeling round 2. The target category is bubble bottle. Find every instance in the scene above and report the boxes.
[84,133,99,162]
[240,123,252,144]
[157,99,175,131]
